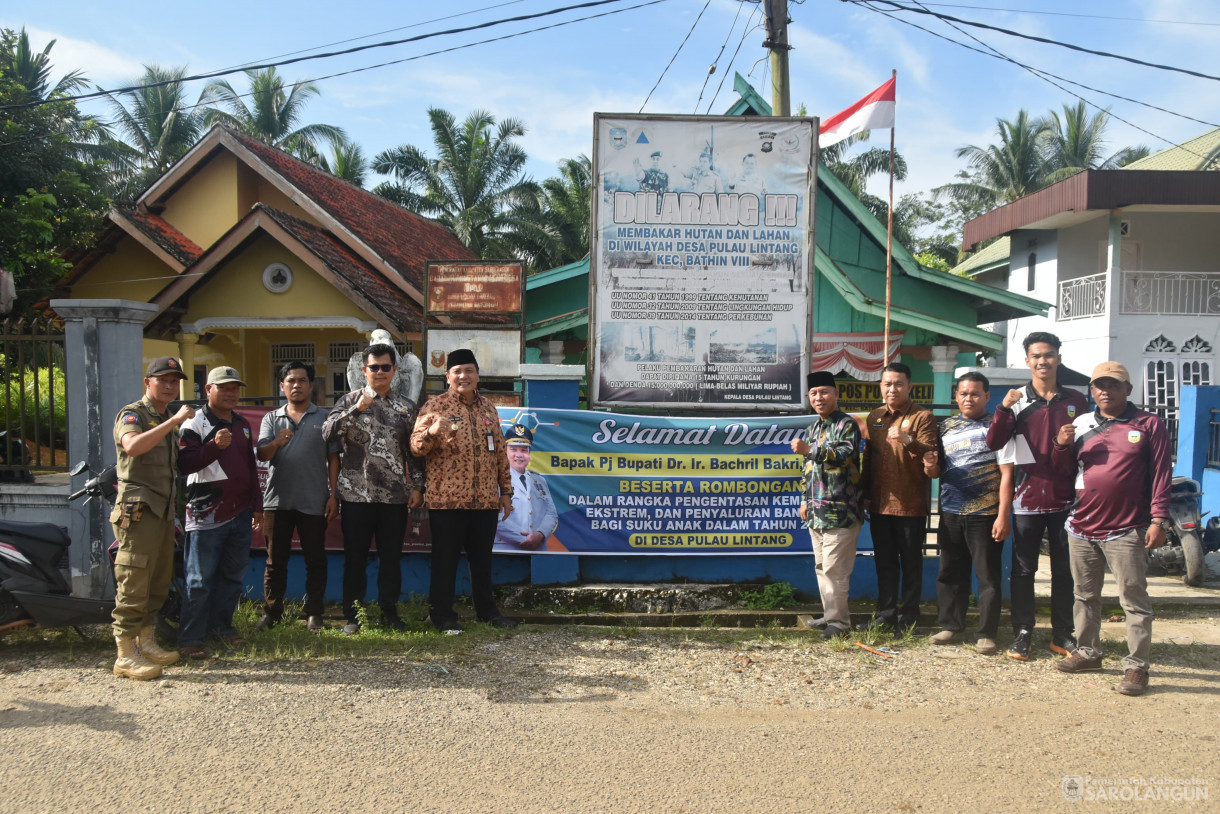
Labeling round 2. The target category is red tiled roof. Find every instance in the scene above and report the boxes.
[114,204,203,266]
[259,206,421,331]
[224,128,477,294]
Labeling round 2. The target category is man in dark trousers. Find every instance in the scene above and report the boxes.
[925,372,1013,655]
[411,349,517,634]
[1051,362,1171,696]
[256,361,341,633]
[323,343,424,635]
[860,362,939,631]
[986,331,1089,661]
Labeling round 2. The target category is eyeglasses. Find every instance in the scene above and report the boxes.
[365,364,394,373]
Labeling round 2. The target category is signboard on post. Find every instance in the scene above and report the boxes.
[589,114,818,411]
[424,327,523,378]
[426,261,523,314]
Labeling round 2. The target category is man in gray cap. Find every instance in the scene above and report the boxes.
[177,365,263,658]
[110,356,195,680]
[411,349,517,633]
[790,370,863,639]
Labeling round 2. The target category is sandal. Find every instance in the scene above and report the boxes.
[179,644,205,658]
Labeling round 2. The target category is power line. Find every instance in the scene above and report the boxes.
[640,0,712,113]
[1,0,656,112]
[210,1,534,73]
[0,0,669,150]
[917,3,1220,27]
[848,0,1220,83]
[854,0,1217,158]
[694,0,748,113]
[705,6,762,114]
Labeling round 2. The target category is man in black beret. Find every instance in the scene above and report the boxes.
[790,371,863,638]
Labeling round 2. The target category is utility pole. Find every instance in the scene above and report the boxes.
[761,0,791,116]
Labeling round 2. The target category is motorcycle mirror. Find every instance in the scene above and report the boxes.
[69,461,89,477]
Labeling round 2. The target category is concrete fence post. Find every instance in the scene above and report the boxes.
[50,299,157,597]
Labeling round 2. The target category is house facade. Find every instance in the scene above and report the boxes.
[957,132,1220,437]
[60,125,477,403]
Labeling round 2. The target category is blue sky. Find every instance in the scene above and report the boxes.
[9,1,1220,203]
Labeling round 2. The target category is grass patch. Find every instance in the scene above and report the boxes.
[739,582,797,610]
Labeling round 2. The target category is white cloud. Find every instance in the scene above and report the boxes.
[24,26,143,87]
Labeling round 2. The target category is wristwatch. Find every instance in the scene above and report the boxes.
[1154,519,1172,532]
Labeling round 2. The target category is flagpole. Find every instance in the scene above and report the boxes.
[883,68,896,367]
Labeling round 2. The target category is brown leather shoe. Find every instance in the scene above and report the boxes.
[1118,668,1149,696]
[1054,652,1103,673]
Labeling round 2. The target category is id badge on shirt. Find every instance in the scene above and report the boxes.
[486,433,495,451]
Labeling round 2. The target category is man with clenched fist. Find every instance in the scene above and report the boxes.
[985,332,1089,662]
[256,361,342,633]
[178,366,263,658]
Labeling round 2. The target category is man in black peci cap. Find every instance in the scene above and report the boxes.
[411,349,517,633]
[110,356,196,680]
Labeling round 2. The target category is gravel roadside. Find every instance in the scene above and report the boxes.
[2,615,1218,813]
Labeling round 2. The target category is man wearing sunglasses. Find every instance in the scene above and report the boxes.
[323,342,424,634]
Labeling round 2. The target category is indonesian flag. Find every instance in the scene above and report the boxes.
[819,77,896,149]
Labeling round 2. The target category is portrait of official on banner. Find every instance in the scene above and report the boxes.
[590,114,817,411]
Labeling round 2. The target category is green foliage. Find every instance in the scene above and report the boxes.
[372,108,547,265]
[201,66,346,157]
[915,251,951,272]
[739,582,797,610]
[0,357,68,445]
[0,28,109,313]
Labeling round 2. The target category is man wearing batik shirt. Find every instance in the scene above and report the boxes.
[791,371,862,639]
[322,342,424,634]
[925,372,1013,655]
[985,331,1089,661]
[1051,362,1171,697]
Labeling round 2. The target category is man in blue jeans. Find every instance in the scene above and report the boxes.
[178,366,263,658]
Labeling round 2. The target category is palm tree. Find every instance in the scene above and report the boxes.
[1042,102,1149,182]
[819,131,908,199]
[934,109,1051,213]
[1,27,88,102]
[103,64,204,193]
[315,136,369,187]
[200,67,345,156]
[372,107,546,261]
[538,155,592,267]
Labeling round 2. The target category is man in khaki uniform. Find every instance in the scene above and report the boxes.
[110,356,195,680]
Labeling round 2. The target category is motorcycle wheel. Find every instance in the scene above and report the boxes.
[1181,531,1206,587]
[0,589,31,629]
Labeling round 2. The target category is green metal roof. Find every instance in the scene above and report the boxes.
[1123,127,1220,171]
[817,168,1048,320]
[950,236,1011,278]
[815,245,1003,351]
[723,72,772,116]
[527,255,589,289]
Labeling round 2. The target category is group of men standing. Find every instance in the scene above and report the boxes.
[108,345,520,680]
[794,332,1172,696]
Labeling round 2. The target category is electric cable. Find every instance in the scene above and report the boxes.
[916,4,1220,27]
[639,0,712,113]
[694,0,747,113]
[855,0,1217,157]
[847,0,1220,82]
[1,0,659,112]
[705,4,762,114]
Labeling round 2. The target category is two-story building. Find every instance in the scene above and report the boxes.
[955,128,1220,438]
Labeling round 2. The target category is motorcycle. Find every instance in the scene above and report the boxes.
[1148,476,1216,587]
[0,461,115,636]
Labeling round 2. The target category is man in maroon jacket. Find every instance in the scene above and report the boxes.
[986,331,1089,661]
[1051,362,1171,697]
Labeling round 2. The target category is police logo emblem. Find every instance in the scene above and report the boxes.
[122,413,139,425]
[1128,430,1142,444]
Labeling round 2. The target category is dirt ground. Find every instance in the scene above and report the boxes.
[2,612,1218,813]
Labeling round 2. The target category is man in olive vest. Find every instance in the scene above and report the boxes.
[110,357,195,680]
